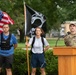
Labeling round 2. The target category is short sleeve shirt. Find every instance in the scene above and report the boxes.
[0,33,17,56]
[29,36,49,53]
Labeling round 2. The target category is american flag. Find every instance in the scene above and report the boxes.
[0,10,14,33]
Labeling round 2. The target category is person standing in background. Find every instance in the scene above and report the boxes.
[0,24,17,75]
[64,23,76,46]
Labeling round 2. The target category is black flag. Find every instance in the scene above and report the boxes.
[24,4,47,37]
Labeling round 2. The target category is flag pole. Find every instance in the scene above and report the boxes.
[24,2,30,75]
[26,36,30,75]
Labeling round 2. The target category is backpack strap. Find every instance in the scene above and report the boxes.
[8,33,11,40]
[8,33,13,47]
[41,37,45,51]
[31,36,35,49]
[31,36,35,54]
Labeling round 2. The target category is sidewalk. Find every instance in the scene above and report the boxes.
[22,47,53,50]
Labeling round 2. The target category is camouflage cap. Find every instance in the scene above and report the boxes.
[69,23,76,26]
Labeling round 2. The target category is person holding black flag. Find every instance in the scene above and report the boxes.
[26,27,49,75]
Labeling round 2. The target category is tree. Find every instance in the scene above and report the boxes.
[0,0,25,42]
[0,0,76,42]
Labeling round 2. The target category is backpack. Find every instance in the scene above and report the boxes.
[0,33,13,50]
[31,36,45,53]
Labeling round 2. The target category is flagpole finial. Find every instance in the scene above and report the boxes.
[23,0,26,5]
[24,2,25,5]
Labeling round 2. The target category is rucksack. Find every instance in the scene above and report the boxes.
[31,36,45,53]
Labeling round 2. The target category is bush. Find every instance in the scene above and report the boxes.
[12,49,58,75]
[13,49,27,75]
[45,50,58,75]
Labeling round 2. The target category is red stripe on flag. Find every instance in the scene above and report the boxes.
[0,26,3,28]
[0,12,14,25]
[0,11,14,33]
[0,27,3,33]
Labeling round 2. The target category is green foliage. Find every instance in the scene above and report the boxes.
[1,0,76,42]
[13,49,27,75]
[45,50,58,75]
[12,49,58,75]
[56,0,76,21]
[0,0,76,30]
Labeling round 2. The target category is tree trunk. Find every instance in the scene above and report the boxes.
[19,29,24,42]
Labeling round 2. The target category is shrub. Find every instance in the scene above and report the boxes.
[45,50,58,75]
[13,49,27,75]
[12,49,58,75]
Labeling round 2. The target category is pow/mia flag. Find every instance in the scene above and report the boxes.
[24,4,47,37]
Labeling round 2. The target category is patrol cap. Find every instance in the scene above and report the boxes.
[69,23,76,26]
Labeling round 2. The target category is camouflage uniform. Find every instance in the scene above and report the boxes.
[64,34,76,47]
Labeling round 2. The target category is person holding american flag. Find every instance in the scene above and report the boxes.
[0,10,17,75]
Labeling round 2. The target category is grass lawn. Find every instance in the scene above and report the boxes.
[47,38,65,47]
[18,38,65,48]
[18,43,25,48]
